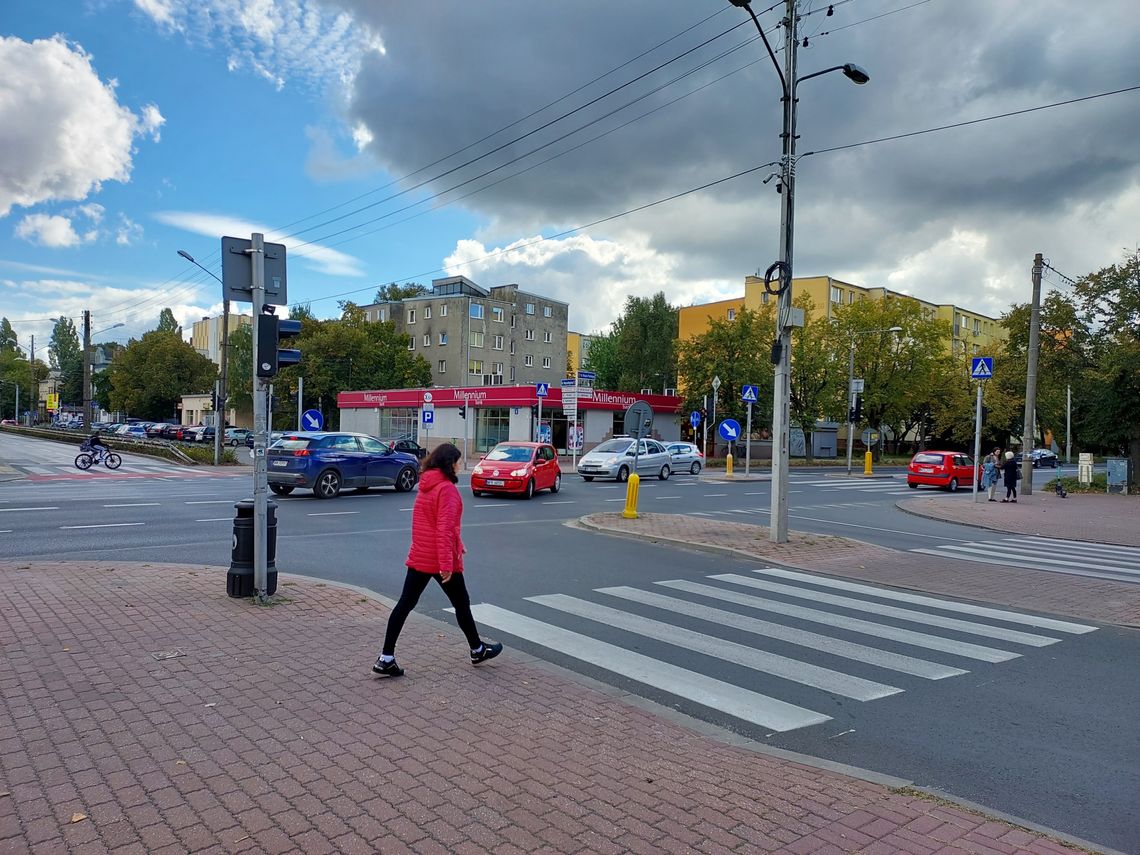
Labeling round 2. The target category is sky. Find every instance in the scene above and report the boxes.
[1,0,1137,360]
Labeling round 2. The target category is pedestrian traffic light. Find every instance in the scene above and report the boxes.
[256,316,302,378]
[458,405,466,419]
[530,404,538,418]
[849,395,863,422]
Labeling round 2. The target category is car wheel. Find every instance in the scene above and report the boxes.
[523,479,535,500]
[314,469,341,499]
[269,484,294,496]
[395,466,418,493]
[472,490,483,498]
[908,482,918,489]
[230,439,239,447]
[582,475,594,482]
[690,461,702,474]
[550,473,561,494]
[948,477,959,492]
[617,466,629,483]
[658,464,670,481]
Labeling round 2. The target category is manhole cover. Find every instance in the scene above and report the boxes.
[150,649,186,661]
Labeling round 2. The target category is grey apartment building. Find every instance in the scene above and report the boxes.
[361,276,569,389]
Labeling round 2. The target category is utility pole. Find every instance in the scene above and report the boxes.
[1021,253,1043,494]
[29,334,35,425]
[1066,384,1071,464]
[250,234,270,598]
[82,310,92,426]
[297,375,304,431]
[213,300,229,466]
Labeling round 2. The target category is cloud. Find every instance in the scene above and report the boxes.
[0,35,164,217]
[115,214,144,246]
[153,209,366,276]
[15,214,88,248]
[303,126,379,182]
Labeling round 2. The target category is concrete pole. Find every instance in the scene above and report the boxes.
[29,334,35,425]
[297,375,304,431]
[1066,384,1071,464]
[250,233,269,598]
[845,339,855,476]
[1021,253,1043,494]
[213,301,229,466]
[972,383,983,502]
[82,310,92,425]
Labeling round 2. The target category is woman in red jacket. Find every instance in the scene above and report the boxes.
[373,443,502,677]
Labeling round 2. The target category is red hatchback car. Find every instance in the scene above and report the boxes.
[907,450,976,491]
[471,442,561,499]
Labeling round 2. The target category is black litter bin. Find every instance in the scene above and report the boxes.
[227,498,278,597]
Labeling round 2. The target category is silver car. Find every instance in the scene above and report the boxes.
[666,441,705,474]
[577,437,671,482]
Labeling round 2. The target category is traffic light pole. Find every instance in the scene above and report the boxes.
[249,232,270,599]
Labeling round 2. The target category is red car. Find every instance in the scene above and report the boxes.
[907,450,976,492]
[471,442,561,499]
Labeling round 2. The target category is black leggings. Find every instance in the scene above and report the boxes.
[1005,483,1017,500]
[382,568,481,655]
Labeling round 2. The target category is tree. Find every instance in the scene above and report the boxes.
[156,308,182,335]
[226,324,254,412]
[107,331,218,419]
[0,317,17,352]
[611,293,678,392]
[788,295,846,462]
[582,331,620,390]
[374,282,428,303]
[49,317,83,406]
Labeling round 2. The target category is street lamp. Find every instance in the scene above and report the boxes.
[730,0,869,543]
[178,249,229,466]
[846,326,902,476]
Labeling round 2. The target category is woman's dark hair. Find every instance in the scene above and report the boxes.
[423,442,461,483]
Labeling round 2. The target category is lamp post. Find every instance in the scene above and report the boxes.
[845,326,902,476]
[178,250,229,466]
[730,0,869,542]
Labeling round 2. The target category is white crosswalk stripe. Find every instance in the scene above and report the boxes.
[912,536,1140,584]
[466,569,1095,734]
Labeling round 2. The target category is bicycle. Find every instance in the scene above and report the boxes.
[75,443,122,471]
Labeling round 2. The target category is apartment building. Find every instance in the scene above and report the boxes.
[361,276,569,388]
[190,313,252,366]
[567,331,598,374]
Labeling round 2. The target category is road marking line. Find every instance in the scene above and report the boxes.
[911,547,1139,585]
[184,500,232,505]
[932,543,1140,574]
[61,522,146,529]
[102,502,162,508]
[531,594,901,701]
[704,493,727,497]
[306,511,360,516]
[0,507,60,512]
[0,530,12,534]
[542,501,576,505]
[471,504,509,509]
[604,498,624,502]
[1010,535,1140,559]
[655,496,681,500]
[468,604,829,732]
[195,518,232,522]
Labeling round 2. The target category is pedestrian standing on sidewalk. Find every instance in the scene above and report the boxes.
[1001,450,1019,503]
[373,442,502,677]
[983,447,1001,501]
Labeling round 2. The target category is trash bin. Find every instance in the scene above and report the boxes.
[1106,457,1132,495]
[227,498,278,597]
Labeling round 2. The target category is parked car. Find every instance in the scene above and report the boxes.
[471,442,561,499]
[225,428,252,447]
[577,437,672,482]
[666,441,705,474]
[906,450,976,491]
[267,432,419,499]
[384,437,427,459]
[0,419,17,427]
[1015,448,1058,468]
[116,424,148,439]
[246,431,284,449]
[160,424,184,440]
[145,423,169,438]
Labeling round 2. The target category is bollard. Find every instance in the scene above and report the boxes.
[725,452,734,478]
[622,473,641,519]
[864,451,873,476]
[227,498,278,597]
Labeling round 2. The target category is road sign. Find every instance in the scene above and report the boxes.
[423,391,433,403]
[741,384,759,403]
[576,370,596,381]
[851,378,865,393]
[561,378,576,386]
[861,428,880,447]
[422,402,434,412]
[535,382,549,398]
[623,401,654,439]
[301,409,324,431]
[220,235,288,304]
[970,356,994,379]
[712,375,721,391]
[690,410,701,428]
[422,410,434,425]
[718,419,741,441]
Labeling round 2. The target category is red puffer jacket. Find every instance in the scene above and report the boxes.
[405,468,465,574]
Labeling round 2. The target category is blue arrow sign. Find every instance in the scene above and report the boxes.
[690,410,701,428]
[301,409,324,431]
[535,382,549,398]
[970,356,994,379]
[741,384,759,403]
[718,418,741,441]
[422,410,434,425]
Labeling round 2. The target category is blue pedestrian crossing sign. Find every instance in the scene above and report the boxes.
[422,409,434,425]
[535,382,549,397]
[718,418,741,441]
[301,409,324,431]
[741,384,759,403]
[970,356,994,379]
[690,410,701,428]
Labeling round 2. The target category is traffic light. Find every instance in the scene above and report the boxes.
[530,404,538,418]
[256,316,302,378]
[458,405,467,419]
[849,395,863,422]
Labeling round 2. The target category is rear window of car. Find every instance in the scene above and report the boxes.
[275,436,314,451]
[486,445,534,463]
[593,439,633,454]
[912,453,946,465]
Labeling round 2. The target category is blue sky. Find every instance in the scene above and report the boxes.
[2,0,1138,358]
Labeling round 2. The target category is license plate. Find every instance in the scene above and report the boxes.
[919,467,933,473]
[272,460,288,467]
[485,479,504,486]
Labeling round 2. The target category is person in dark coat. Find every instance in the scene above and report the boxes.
[1001,450,1019,503]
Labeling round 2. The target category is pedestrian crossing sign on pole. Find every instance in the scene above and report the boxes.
[970,357,993,379]
[535,382,549,397]
[741,384,759,403]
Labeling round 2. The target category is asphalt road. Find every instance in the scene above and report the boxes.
[2,431,1137,851]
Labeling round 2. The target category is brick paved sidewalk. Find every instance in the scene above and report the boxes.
[0,562,1102,855]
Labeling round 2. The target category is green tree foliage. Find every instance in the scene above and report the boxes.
[0,317,17,352]
[581,331,620,390]
[788,295,846,462]
[107,331,218,420]
[374,282,428,303]
[611,293,678,392]
[227,324,253,411]
[156,308,182,335]
[49,317,83,406]
[289,303,316,321]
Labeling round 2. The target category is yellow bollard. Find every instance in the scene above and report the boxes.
[725,452,734,478]
[621,473,641,519]
[864,451,873,476]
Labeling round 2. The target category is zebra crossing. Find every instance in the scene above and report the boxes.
[790,476,924,497]
[24,461,244,481]
[912,536,1140,585]
[466,567,1096,733]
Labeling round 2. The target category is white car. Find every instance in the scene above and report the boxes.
[116,424,147,439]
[577,437,671,482]
[666,441,705,474]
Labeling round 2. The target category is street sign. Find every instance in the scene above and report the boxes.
[535,382,549,397]
[422,410,434,425]
[423,391,433,403]
[712,375,721,391]
[560,378,576,387]
[741,384,759,403]
[861,428,880,447]
[851,378,865,393]
[690,410,701,428]
[623,401,654,439]
[301,409,324,431]
[970,356,994,379]
[220,235,288,304]
[718,419,741,441]
[576,370,596,381]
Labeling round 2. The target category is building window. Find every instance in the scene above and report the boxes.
[438,360,446,373]
[424,306,431,320]
[848,291,855,304]
[543,331,552,343]
[525,329,535,341]
[525,302,535,315]
[407,337,415,351]
[510,340,515,355]
[439,332,448,345]
[524,355,533,367]
[407,308,416,324]
[379,309,386,322]
[830,287,842,304]
[510,314,516,328]
[543,306,552,318]
[727,308,736,321]
[492,307,504,323]
[509,366,516,382]
[542,356,551,369]
[491,362,503,375]
[470,303,484,319]
[974,319,981,333]
[761,292,769,305]
[471,331,484,348]
[440,304,448,317]
[493,335,504,350]
[469,359,483,375]
[423,334,431,347]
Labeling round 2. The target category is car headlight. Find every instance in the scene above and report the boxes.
[473,466,484,475]
[510,468,529,477]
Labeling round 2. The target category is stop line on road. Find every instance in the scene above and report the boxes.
[912,536,1140,585]
[467,567,1096,733]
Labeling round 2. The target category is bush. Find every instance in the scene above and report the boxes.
[1052,473,1107,494]
[182,445,237,465]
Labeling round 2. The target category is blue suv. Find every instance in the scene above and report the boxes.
[267,432,420,499]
